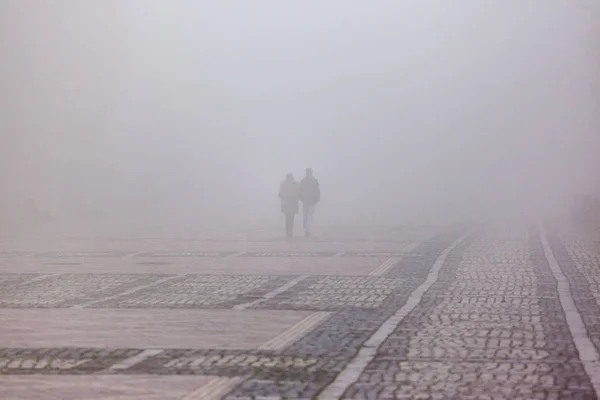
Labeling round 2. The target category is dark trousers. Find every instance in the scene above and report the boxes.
[284,212,295,236]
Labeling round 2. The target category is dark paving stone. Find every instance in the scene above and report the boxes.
[0,273,170,308]
[0,348,141,374]
[91,275,294,309]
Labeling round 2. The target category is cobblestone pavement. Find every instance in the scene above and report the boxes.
[1,224,599,399]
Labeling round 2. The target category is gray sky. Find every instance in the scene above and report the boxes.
[1,0,599,228]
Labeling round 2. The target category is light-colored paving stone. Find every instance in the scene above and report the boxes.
[0,225,432,253]
[258,312,332,351]
[0,257,385,275]
[368,257,400,276]
[0,375,234,400]
[0,309,314,349]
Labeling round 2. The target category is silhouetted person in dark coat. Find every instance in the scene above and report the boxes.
[298,168,320,237]
[279,173,299,237]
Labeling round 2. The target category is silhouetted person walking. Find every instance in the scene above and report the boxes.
[299,168,320,237]
[279,173,299,237]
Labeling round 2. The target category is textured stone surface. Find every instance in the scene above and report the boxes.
[548,229,600,358]
[0,375,230,400]
[0,274,168,308]
[255,276,411,311]
[340,226,596,399]
[2,224,600,399]
[91,275,293,309]
[0,309,314,349]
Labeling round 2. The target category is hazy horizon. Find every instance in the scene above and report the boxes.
[1,0,599,232]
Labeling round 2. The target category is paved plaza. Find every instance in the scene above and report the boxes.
[0,223,599,399]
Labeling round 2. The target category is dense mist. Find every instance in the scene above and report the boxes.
[1,0,599,233]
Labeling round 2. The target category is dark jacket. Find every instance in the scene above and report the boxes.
[299,176,320,205]
[279,180,299,214]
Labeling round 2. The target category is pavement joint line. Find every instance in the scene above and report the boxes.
[317,232,470,400]
[258,311,332,351]
[107,348,164,371]
[540,224,600,397]
[368,257,400,276]
[71,274,183,309]
[233,275,309,310]
[182,375,249,400]
[333,252,344,258]
[227,252,245,257]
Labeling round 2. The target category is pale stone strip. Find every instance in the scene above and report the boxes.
[318,233,469,400]
[259,312,332,351]
[108,349,164,371]
[16,273,59,286]
[540,225,600,396]
[368,257,400,276]
[182,376,248,400]
[333,252,345,258]
[227,252,244,257]
[233,275,309,310]
[71,275,183,309]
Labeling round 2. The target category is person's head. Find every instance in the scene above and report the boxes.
[305,168,313,177]
[286,173,294,181]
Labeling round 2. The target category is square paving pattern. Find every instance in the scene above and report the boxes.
[1,224,600,399]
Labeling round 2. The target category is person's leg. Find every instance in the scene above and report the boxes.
[302,203,309,230]
[285,213,294,237]
[305,205,315,236]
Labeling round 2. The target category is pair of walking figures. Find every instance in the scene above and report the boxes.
[279,168,320,237]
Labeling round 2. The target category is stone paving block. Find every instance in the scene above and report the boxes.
[226,378,334,400]
[92,275,292,309]
[256,276,411,311]
[0,375,229,400]
[342,252,406,257]
[345,360,595,399]
[0,257,386,276]
[0,273,168,308]
[0,252,34,257]
[34,251,132,258]
[127,349,325,376]
[243,251,337,257]
[0,273,45,288]
[0,348,141,374]
[135,251,236,257]
[0,309,314,349]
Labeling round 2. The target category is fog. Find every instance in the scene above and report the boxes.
[1,0,599,234]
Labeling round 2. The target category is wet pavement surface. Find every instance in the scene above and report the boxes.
[0,224,599,399]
